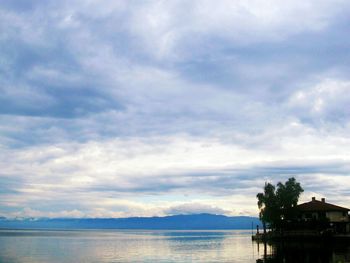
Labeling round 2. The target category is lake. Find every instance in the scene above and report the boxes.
[0,229,349,262]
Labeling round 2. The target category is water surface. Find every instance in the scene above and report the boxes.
[0,229,349,262]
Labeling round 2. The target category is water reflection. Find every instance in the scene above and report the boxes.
[0,230,257,263]
[1,229,350,262]
[256,240,350,263]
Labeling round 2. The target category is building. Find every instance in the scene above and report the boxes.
[297,197,350,233]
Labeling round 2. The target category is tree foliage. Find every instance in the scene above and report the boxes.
[256,177,304,230]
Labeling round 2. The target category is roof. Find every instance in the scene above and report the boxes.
[297,200,349,212]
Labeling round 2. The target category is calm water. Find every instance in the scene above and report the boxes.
[0,229,350,263]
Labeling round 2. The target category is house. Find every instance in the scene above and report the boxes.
[297,197,350,233]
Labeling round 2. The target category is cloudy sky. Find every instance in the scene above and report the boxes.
[1,0,350,218]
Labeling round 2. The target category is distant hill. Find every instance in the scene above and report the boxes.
[0,214,262,230]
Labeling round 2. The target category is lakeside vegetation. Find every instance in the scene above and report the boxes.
[257,177,304,233]
[256,178,350,242]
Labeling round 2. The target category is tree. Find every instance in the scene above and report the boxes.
[257,177,304,232]
[276,177,304,221]
[257,182,280,233]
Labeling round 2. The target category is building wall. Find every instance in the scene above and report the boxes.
[301,212,320,220]
[326,211,349,222]
[300,211,349,222]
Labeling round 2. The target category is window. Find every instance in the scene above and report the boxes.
[305,213,312,219]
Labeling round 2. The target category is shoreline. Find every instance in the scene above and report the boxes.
[252,231,350,242]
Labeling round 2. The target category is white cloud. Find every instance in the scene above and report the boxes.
[11,208,85,219]
[125,0,350,60]
[1,127,350,217]
[288,78,350,121]
[1,0,350,218]
[165,203,230,215]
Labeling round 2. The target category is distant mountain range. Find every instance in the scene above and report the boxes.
[0,214,262,230]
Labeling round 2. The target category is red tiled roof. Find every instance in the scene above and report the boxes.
[297,200,349,212]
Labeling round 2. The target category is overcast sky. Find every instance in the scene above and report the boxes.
[1,0,350,218]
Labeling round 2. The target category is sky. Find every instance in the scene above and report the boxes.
[1,0,350,218]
